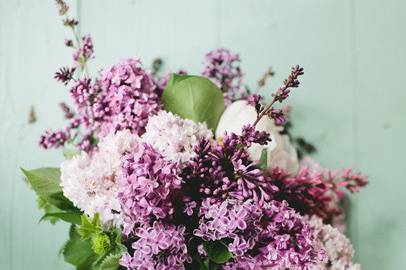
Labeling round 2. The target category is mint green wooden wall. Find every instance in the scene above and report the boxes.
[1,0,405,269]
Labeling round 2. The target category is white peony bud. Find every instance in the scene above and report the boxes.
[215,100,299,175]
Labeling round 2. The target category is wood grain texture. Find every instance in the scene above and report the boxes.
[0,0,405,269]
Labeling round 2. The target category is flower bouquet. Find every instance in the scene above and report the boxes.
[22,1,368,270]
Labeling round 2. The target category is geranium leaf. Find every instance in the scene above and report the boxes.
[162,74,225,130]
[62,225,98,269]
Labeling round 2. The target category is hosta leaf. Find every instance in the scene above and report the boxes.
[162,74,225,130]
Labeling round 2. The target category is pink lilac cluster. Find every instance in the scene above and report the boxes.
[270,166,368,222]
[202,48,243,105]
[120,222,191,270]
[195,199,322,270]
[118,142,182,236]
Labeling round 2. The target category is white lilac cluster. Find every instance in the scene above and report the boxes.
[60,113,211,226]
[60,130,139,226]
[141,111,213,164]
[309,216,362,270]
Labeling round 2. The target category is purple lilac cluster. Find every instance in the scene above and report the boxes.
[175,125,323,269]
[118,143,182,236]
[40,58,161,151]
[202,48,243,105]
[120,222,191,270]
[81,59,161,136]
[88,59,161,136]
[40,13,161,151]
[183,125,277,205]
[195,199,322,270]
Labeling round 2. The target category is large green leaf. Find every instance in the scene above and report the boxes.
[22,167,81,224]
[203,241,233,264]
[162,74,225,130]
[21,167,62,196]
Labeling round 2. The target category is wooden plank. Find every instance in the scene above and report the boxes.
[0,1,77,269]
[352,0,406,269]
[80,0,218,74]
[218,0,356,169]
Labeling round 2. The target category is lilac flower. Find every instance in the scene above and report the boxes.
[240,124,271,146]
[70,77,95,109]
[64,39,73,47]
[76,132,96,153]
[39,128,70,149]
[269,108,285,126]
[120,222,190,270]
[73,35,94,63]
[273,65,304,102]
[247,94,262,112]
[69,118,81,129]
[202,48,243,105]
[183,128,276,204]
[59,102,75,119]
[184,201,197,216]
[118,143,182,235]
[63,18,78,28]
[195,199,323,270]
[54,67,76,85]
[92,58,161,136]
[270,166,368,222]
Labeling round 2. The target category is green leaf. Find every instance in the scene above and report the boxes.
[258,149,268,171]
[162,74,225,130]
[96,251,123,270]
[62,225,98,269]
[21,167,62,197]
[47,191,78,211]
[23,167,81,224]
[186,254,208,270]
[37,196,61,224]
[40,212,82,224]
[203,241,233,264]
[77,213,102,240]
